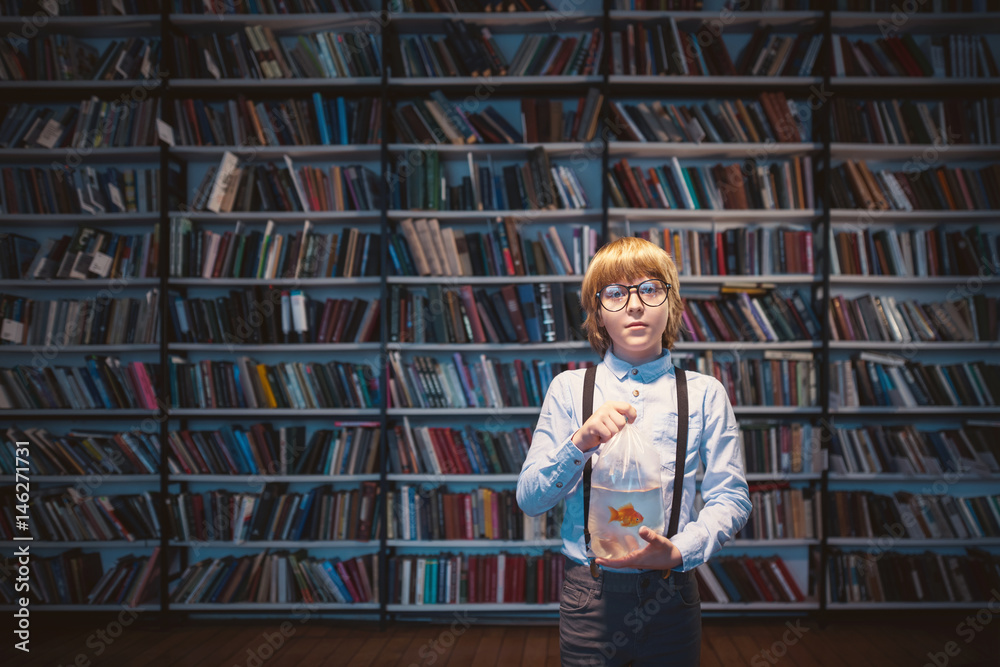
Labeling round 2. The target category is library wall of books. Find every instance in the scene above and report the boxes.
[0,0,998,618]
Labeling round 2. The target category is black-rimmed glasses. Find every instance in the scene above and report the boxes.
[596,279,671,312]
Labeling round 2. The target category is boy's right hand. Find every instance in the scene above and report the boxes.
[571,401,637,452]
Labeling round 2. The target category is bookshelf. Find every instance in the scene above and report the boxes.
[2,0,998,619]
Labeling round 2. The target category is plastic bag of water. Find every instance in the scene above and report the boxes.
[587,421,664,560]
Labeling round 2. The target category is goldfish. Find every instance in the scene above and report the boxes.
[608,503,643,527]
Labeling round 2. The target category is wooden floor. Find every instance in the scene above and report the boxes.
[11,614,1000,666]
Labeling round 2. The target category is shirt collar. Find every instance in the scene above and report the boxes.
[603,347,674,383]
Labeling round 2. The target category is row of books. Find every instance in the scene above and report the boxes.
[831,34,998,78]
[389,282,583,345]
[393,218,597,278]
[169,220,378,279]
[170,291,380,345]
[829,491,1000,540]
[0,487,161,542]
[827,548,999,603]
[830,352,999,408]
[193,154,379,213]
[389,419,532,475]
[2,35,160,82]
[172,28,381,80]
[0,291,161,347]
[828,161,1000,211]
[828,294,997,344]
[695,554,806,604]
[733,484,822,540]
[608,156,815,210]
[3,227,160,281]
[389,551,563,605]
[171,550,378,605]
[169,358,380,409]
[168,423,381,476]
[739,422,820,475]
[17,548,159,607]
[675,350,818,407]
[392,148,590,212]
[0,98,160,149]
[389,485,559,542]
[1,427,160,477]
[167,482,381,542]
[392,26,603,78]
[831,226,999,278]
[0,166,167,215]
[611,93,806,144]
[394,90,603,145]
[173,95,381,147]
[831,98,999,146]
[828,424,1000,476]
[680,289,822,343]
[0,357,160,411]
[386,351,571,409]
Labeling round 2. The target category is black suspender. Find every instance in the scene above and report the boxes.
[581,364,689,576]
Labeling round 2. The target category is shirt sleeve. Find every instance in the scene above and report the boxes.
[516,372,591,517]
[670,377,752,571]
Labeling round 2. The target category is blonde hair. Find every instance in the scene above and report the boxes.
[582,236,682,357]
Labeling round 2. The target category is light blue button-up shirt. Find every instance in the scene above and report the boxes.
[516,347,751,573]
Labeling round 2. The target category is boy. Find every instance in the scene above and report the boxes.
[517,236,751,666]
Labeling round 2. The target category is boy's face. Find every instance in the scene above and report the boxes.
[597,274,670,366]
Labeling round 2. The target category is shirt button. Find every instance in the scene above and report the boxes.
[633,389,639,397]
[632,369,638,375]
[574,460,581,465]
[556,482,563,488]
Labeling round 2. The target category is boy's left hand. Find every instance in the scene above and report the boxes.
[595,526,683,570]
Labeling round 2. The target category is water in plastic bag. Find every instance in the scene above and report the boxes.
[588,421,664,559]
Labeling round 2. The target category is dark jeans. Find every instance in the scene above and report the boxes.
[559,556,701,667]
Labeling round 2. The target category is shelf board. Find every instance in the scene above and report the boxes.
[171,540,377,548]
[170,343,381,352]
[170,474,380,483]
[727,539,820,546]
[0,15,160,34]
[392,13,601,32]
[733,406,821,416]
[387,275,583,285]
[171,602,379,611]
[829,473,1000,482]
[0,540,160,548]
[169,211,380,222]
[608,142,821,158]
[0,604,160,612]
[828,341,1000,351]
[388,540,561,547]
[388,603,559,611]
[0,410,159,419]
[609,10,822,29]
[674,341,821,350]
[830,406,1000,416]
[168,277,380,287]
[829,538,1000,547]
[744,473,822,481]
[826,601,995,610]
[830,209,998,222]
[0,475,158,483]
[830,143,1000,160]
[608,208,820,222]
[388,474,519,483]
[0,344,159,354]
[678,274,818,285]
[828,275,1000,286]
[0,279,159,290]
[386,208,603,221]
[169,408,381,417]
[702,602,818,611]
[386,342,590,352]
[831,77,1000,88]
[389,142,593,157]
[387,407,540,416]
[608,75,822,88]
[0,80,163,92]
[0,147,161,163]
[388,76,603,88]
[830,11,1000,32]
[170,77,383,90]
[171,145,382,160]
[0,213,160,225]
[169,12,378,30]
